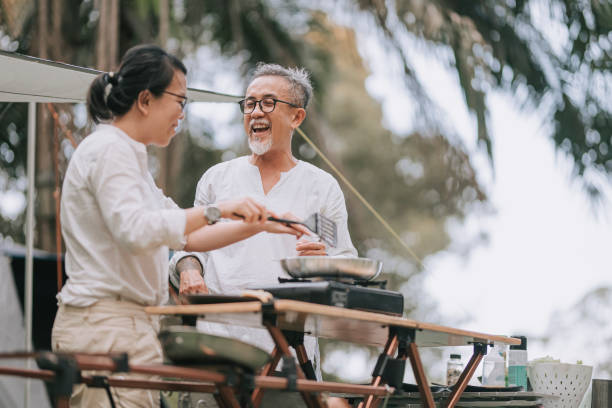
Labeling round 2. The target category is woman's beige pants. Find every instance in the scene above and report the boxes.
[52,298,162,408]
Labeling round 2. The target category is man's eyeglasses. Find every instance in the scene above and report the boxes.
[163,91,188,110]
[238,97,301,114]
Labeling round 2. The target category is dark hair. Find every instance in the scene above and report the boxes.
[87,44,187,124]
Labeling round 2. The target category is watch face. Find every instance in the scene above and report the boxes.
[206,206,221,223]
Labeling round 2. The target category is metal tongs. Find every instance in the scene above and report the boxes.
[233,212,338,247]
[268,213,337,248]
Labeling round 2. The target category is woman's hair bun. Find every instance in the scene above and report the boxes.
[103,72,119,86]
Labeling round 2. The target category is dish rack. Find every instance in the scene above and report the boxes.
[527,363,592,408]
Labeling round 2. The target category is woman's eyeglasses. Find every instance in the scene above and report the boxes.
[163,91,188,110]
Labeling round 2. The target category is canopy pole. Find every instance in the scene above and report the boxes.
[24,101,37,408]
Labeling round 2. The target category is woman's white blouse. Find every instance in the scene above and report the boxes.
[57,124,186,307]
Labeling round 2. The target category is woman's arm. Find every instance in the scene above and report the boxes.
[184,217,307,252]
[183,197,271,236]
[184,221,260,252]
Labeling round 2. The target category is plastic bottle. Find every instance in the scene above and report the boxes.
[446,353,463,385]
[482,345,506,386]
[507,336,528,389]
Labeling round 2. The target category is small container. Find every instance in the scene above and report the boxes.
[447,353,463,385]
[482,345,506,386]
[508,336,528,389]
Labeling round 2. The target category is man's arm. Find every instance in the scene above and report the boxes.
[169,171,213,295]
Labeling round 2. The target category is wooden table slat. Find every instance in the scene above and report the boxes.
[146,300,520,347]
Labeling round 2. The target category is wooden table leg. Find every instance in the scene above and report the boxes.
[445,342,487,408]
[213,393,225,407]
[56,396,70,408]
[252,346,283,407]
[263,323,325,408]
[294,343,317,381]
[359,332,400,408]
[217,384,241,408]
[406,342,435,408]
[284,330,317,381]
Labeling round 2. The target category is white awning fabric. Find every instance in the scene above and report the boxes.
[0,50,241,104]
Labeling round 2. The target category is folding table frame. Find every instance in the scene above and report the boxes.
[0,351,392,408]
[146,299,520,408]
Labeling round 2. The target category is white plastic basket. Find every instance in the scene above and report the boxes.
[527,363,592,408]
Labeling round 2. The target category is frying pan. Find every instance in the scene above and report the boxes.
[159,326,271,372]
[280,256,383,281]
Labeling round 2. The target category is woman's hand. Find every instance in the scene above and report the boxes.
[261,212,310,238]
[217,197,268,223]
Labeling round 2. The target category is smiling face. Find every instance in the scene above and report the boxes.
[148,69,187,147]
[243,75,304,156]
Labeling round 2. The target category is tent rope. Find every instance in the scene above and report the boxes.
[295,127,425,269]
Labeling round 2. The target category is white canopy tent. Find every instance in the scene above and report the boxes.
[0,49,241,407]
[0,49,242,103]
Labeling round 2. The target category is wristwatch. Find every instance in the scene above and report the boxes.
[204,204,221,225]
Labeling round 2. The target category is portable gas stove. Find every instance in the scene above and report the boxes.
[254,277,404,316]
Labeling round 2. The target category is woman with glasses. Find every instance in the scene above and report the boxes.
[51,45,304,408]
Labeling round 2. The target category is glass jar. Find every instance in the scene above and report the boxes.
[447,353,463,386]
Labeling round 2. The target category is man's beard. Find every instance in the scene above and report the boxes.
[248,136,273,156]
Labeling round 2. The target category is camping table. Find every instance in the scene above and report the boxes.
[146,299,520,408]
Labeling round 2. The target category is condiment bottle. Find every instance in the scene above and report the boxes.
[482,345,506,386]
[507,336,528,389]
[446,353,463,385]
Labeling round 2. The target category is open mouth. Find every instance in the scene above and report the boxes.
[251,122,270,135]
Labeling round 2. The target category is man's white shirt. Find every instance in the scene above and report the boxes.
[169,156,357,375]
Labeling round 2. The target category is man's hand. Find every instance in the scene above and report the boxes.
[179,269,208,294]
[177,256,208,294]
[296,239,327,256]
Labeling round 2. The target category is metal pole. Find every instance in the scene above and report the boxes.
[24,101,37,408]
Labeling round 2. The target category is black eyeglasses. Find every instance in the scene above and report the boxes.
[163,91,188,110]
[238,97,301,114]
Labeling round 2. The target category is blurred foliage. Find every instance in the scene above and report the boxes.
[174,132,225,208]
[0,103,28,180]
[0,101,28,240]
[357,0,612,194]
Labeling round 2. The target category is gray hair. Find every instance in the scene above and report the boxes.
[250,62,313,109]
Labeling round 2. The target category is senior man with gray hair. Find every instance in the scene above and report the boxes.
[169,63,357,382]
